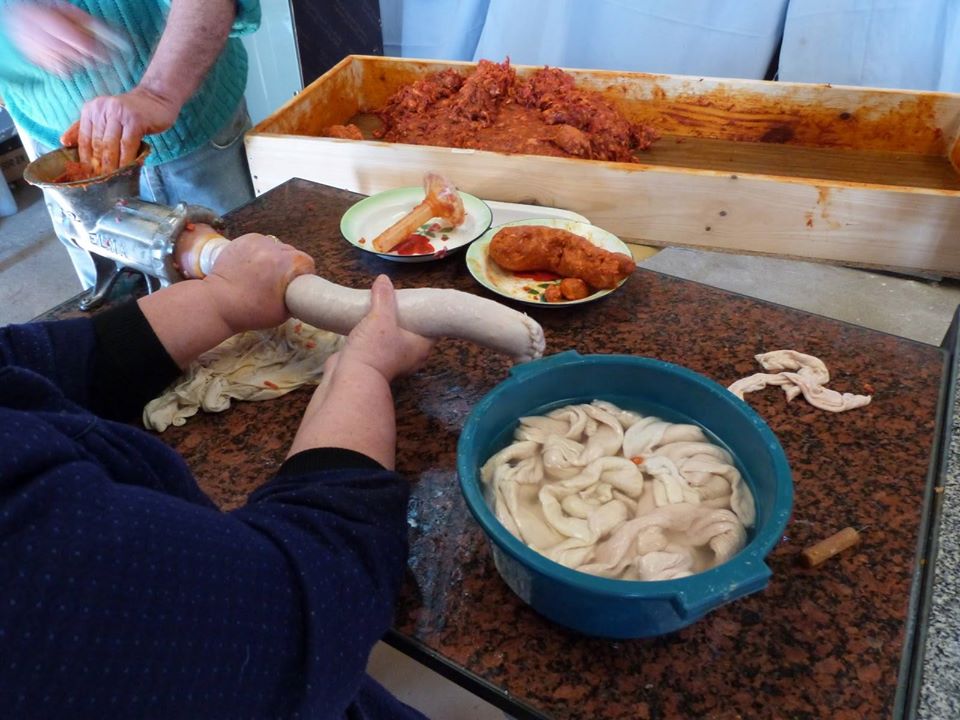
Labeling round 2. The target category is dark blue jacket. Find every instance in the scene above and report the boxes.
[0,302,427,720]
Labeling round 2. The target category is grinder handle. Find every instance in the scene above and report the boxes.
[175,222,230,279]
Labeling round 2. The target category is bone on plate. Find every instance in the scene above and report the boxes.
[371,173,466,254]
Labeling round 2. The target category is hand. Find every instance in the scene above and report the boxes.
[202,234,316,334]
[5,1,114,76]
[339,275,435,382]
[60,86,180,174]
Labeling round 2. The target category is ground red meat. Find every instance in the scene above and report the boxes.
[322,124,363,140]
[378,68,464,123]
[374,59,658,162]
[449,58,515,123]
[52,160,97,183]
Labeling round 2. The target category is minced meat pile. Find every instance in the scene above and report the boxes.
[327,59,659,162]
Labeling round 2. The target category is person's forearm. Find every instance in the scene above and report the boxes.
[137,279,235,369]
[139,0,236,110]
[288,361,398,470]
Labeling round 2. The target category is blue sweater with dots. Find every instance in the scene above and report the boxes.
[0,303,428,720]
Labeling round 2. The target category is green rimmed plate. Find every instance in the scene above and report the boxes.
[340,186,492,263]
[466,218,633,306]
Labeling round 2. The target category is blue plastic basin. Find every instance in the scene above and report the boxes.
[457,351,793,638]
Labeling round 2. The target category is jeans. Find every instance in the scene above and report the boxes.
[23,101,256,289]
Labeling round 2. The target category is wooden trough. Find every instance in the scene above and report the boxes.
[245,55,960,276]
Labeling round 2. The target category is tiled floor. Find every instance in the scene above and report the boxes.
[3,179,960,718]
[0,184,81,325]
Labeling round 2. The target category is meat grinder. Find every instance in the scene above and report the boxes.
[24,145,223,310]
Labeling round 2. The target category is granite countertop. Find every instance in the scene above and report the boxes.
[44,178,955,718]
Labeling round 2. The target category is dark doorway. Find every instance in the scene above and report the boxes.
[290,0,384,86]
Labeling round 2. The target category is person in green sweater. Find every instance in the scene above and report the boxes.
[0,0,262,289]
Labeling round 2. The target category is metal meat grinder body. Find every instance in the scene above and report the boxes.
[24,147,221,310]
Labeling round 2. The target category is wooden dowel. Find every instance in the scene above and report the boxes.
[799,526,860,568]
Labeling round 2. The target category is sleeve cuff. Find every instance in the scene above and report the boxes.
[279,448,388,477]
[89,300,182,419]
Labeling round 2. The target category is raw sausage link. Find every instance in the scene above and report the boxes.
[285,275,546,362]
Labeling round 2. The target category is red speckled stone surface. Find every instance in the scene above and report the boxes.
[47,179,947,719]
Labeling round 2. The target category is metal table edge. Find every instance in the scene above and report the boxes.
[383,630,551,720]
[899,303,960,719]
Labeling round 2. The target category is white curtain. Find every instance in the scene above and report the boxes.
[778,0,960,91]
[380,0,493,61]
[378,0,960,90]
[379,0,788,79]
[472,0,788,78]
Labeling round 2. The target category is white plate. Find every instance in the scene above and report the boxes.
[340,186,493,263]
[484,199,589,227]
[466,218,633,306]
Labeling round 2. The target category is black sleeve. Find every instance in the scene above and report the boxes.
[278,447,388,477]
[89,300,182,421]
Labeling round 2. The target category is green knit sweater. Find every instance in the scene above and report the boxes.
[0,1,260,166]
